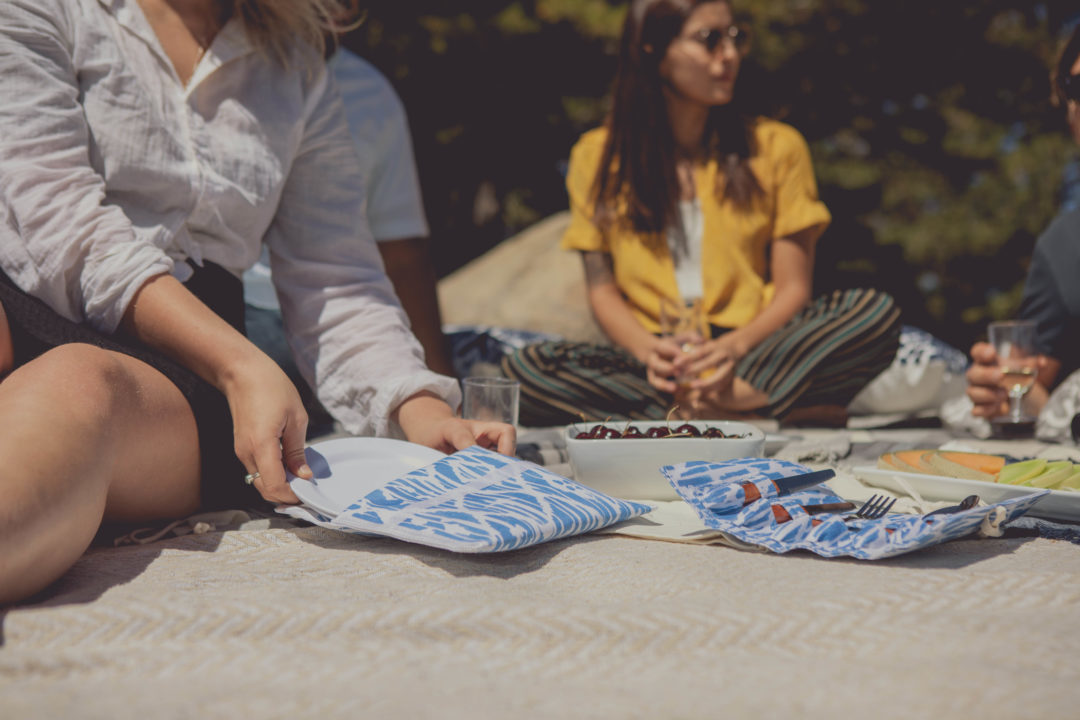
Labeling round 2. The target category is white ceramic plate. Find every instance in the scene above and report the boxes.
[287,437,446,517]
[853,465,1080,523]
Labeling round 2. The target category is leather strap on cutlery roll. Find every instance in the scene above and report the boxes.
[771,502,855,524]
[701,469,837,514]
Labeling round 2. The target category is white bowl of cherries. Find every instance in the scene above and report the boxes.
[563,419,765,501]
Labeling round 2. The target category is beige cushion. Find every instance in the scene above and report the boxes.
[437,212,608,344]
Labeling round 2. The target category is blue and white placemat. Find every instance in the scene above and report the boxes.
[304,446,651,553]
[661,458,1048,560]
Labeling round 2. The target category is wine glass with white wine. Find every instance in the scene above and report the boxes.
[987,320,1038,435]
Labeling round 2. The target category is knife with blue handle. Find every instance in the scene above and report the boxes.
[701,468,836,514]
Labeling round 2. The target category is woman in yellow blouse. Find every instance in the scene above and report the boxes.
[503,0,900,425]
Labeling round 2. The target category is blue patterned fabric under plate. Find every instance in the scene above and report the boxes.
[324,446,651,553]
[662,458,1049,560]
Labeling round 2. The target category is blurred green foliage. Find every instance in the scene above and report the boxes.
[345,0,1080,348]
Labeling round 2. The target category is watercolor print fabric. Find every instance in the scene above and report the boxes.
[662,458,1047,560]
[322,446,652,552]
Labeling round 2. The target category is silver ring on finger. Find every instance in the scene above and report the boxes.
[244,471,261,485]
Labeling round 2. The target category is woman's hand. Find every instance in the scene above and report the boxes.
[677,335,746,393]
[394,391,517,456]
[966,342,1052,419]
[644,337,687,394]
[966,342,1007,418]
[120,273,311,505]
[222,353,311,505]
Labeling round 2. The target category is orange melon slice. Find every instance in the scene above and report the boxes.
[922,451,1004,482]
[895,449,938,473]
[877,450,936,474]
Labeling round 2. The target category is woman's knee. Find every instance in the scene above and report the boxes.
[10,344,140,424]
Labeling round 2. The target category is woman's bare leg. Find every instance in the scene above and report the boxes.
[0,343,202,604]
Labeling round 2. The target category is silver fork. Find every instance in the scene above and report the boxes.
[848,494,897,520]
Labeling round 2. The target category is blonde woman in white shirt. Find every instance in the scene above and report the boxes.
[0,0,515,604]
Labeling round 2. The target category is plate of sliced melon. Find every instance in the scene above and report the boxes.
[854,450,1080,523]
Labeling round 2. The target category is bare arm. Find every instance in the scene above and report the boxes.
[121,273,309,503]
[582,251,688,393]
[581,251,659,363]
[377,236,455,377]
[721,228,814,356]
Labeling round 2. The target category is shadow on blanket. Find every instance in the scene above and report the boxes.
[803,532,1038,571]
[0,532,226,647]
[294,526,604,579]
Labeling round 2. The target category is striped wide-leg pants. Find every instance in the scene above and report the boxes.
[501,288,901,426]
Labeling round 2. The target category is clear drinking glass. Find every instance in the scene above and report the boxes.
[659,297,707,388]
[987,320,1038,431]
[461,377,520,426]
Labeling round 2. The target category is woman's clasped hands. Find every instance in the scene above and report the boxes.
[646,334,747,410]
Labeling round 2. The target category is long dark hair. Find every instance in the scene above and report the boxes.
[1052,24,1080,107]
[592,0,761,235]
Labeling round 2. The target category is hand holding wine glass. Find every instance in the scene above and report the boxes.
[987,320,1038,433]
[659,297,707,389]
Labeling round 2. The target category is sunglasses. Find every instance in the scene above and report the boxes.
[1063,73,1080,103]
[687,25,750,55]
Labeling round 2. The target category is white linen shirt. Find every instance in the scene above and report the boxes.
[0,0,460,436]
[243,49,431,311]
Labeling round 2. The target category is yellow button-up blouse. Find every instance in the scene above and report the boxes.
[561,118,831,333]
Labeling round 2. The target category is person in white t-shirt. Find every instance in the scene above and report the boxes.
[245,48,453,382]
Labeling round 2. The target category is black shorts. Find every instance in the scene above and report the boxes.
[0,263,264,511]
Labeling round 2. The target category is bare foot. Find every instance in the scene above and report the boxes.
[675,378,769,419]
[780,405,849,428]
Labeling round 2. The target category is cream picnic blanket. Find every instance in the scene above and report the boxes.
[3,523,1080,719]
[3,428,1080,718]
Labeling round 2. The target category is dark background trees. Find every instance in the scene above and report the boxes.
[343,1,1080,349]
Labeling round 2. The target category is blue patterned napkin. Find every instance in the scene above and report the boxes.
[662,458,1048,560]
[322,446,651,553]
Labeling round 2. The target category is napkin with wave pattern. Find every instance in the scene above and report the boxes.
[662,458,1047,560]
[327,446,651,552]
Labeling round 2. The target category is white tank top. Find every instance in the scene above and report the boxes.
[666,198,704,302]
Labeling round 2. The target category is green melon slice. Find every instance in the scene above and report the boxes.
[997,459,1047,485]
[1027,462,1075,489]
[1059,471,1080,491]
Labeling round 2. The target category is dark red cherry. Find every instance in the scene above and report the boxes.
[595,426,622,439]
[702,427,728,438]
[672,423,702,437]
[646,426,672,438]
[620,426,645,439]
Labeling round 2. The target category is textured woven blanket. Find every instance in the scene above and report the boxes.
[3,429,1080,718]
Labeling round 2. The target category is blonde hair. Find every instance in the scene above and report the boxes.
[233,0,362,65]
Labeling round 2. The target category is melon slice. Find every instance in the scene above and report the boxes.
[876,453,902,471]
[1026,462,1075,489]
[1059,471,1080,491]
[997,459,1047,485]
[892,449,938,474]
[922,451,1002,482]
